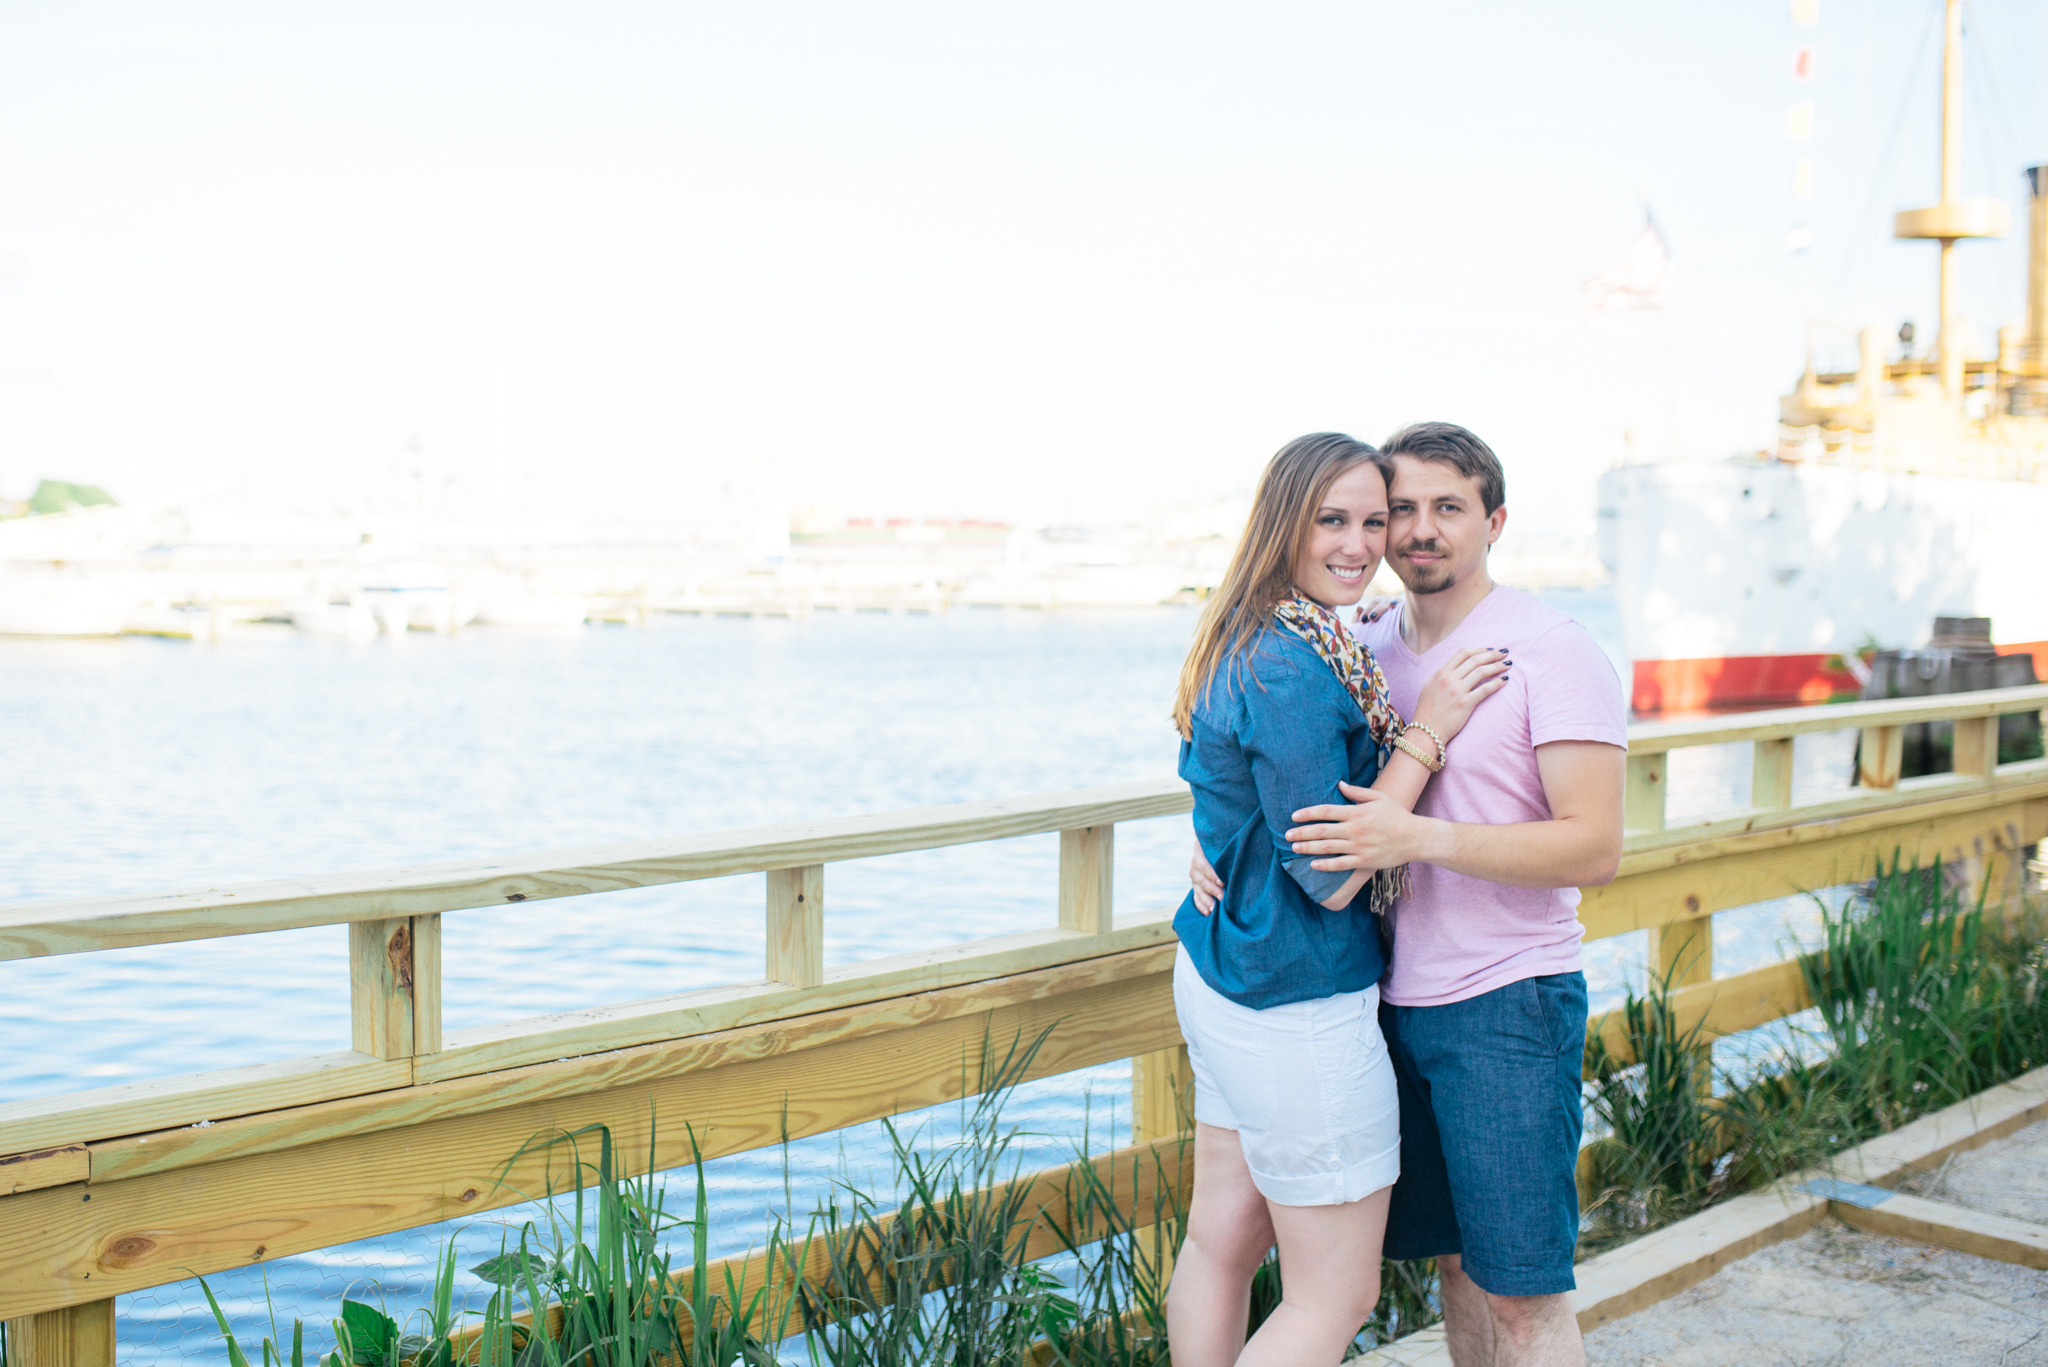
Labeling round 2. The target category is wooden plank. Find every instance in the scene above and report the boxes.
[1615,767,2048,871]
[413,914,442,1056]
[1624,753,1666,834]
[1,1299,114,1367]
[1831,1191,2048,1269]
[0,780,1193,962]
[1585,959,1810,1072]
[0,1052,414,1159]
[350,918,418,1060]
[1058,826,1114,935]
[1952,715,1998,781]
[765,864,824,989]
[1858,725,1903,791]
[1,1147,88,1196]
[1570,1184,1828,1331]
[0,956,1179,1318]
[1832,1063,2048,1187]
[1132,1045,1193,1143]
[87,948,1176,1185]
[1750,736,1796,809]
[1624,682,2048,755]
[1582,794,2048,940]
[416,909,1178,1083]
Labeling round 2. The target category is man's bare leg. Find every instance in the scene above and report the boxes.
[1483,1289,1583,1367]
[1436,1255,1494,1367]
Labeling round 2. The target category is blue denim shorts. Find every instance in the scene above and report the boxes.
[1378,972,1587,1296]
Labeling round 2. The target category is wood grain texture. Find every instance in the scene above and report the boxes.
[1952,715,1998,781]
[1058,826,1114,936]
[1623,683,2048,755]
[0,1052,414,1158]
[1,1147,88,1196]
[1624,753,1666,834]
[1570,1186,1828,1331]
[1750,736,1796,810]
[1,1299,114,1367]
[1831,1192,2048,1269]
[1858,725,1903,791]
[765,864,824,988]
[415,909,1179,1083]
[0,962,1178,1318]
[1582,793,2048,939]
[412,914,442,1057]
[1132,1046,1193,1144]
[350,919,417,1060]
[0,780,1193,961]
[1612,768,2048,871]
[87,947,1176,1184]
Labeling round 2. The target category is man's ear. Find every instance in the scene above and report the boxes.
[1486,504,1507,548]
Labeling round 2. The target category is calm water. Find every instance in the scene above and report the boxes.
[0,588,1860,1363]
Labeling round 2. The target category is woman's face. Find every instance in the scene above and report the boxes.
[1290,462,1388,608]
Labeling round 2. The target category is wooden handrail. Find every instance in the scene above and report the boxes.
[1624,683,2048,755]
[0,780,1190,962]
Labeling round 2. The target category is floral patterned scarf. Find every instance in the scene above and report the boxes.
[1271,588,1410,913]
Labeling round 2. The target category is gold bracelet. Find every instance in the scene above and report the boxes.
[1404,722,1447,769]
[1393,732,1444,773]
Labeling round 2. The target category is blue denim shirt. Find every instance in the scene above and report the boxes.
[1173,624,1388,1010]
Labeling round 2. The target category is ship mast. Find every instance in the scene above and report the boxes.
[1894,0,2008,400]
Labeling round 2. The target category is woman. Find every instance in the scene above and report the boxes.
[1167,432,1504,1366]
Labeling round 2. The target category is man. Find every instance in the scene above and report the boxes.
[1286,422,1625,1366]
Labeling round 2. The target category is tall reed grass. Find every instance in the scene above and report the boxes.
[1581,855,2047,1253]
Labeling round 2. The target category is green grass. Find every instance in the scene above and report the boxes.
[1580,855,2048,1255]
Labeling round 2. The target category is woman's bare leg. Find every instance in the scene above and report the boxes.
[1237,1185,1391,1367]
[1165,1122,1276,1367]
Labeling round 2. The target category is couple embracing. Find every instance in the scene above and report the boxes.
[1165,424,1626,1367]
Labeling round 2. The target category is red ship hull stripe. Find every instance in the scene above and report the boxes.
[1630,641,2048,714]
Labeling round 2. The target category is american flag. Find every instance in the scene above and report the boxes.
[1582,218,1674,318]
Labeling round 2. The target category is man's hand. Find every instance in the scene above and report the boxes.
[1286,782,1428,871]
[1190,839,1224,915]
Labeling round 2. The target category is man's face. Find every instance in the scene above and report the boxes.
[1386,454,1506,595]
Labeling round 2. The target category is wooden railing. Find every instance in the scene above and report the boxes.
[3,684,2045,1366]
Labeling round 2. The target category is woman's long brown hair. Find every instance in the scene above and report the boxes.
[1171,432,1384,739]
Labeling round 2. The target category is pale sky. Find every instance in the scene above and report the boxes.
[0,1,2043,534]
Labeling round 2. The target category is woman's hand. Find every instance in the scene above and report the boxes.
[1355,595,1400,624]
[1410,645,1509,746]
[1190,840,1224,915]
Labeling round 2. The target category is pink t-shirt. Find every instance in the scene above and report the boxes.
[1352,585,1627,1007]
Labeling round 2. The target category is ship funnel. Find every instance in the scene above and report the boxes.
[2018,166,2048,416]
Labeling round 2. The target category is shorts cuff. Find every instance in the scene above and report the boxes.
[1459,1258,1578,1297]
[1246,1141,1400,1208]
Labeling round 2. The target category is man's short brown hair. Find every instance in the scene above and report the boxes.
[1381,422,1505,515]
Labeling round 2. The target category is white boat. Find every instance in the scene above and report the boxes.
[357,560,479,634]
[289,598,379,638]
[1597,1,2048,712]
[475,587,589,629]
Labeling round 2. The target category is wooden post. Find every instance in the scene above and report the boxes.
[1952,715,1998,780]
[766,864,825,989]
[1625,753,1666,833]
[1059,825,1114,935]
[351,916,438,1060]
[1648,900,1714,1100]
[4,1299,115,1367]
[1132,1045,1193,1144]
[1859,725,1904,790]
[1751,736,1796,809]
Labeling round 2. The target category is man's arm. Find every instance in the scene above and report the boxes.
[1283,740,1625,889]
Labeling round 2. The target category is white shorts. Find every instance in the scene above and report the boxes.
[1173,944,1401,1207]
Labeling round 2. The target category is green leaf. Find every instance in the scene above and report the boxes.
[337,1302,397,1367]
[469,1252,552,1287]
